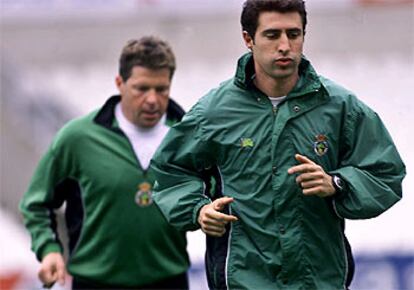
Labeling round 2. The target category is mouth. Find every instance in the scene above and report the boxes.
[275,58,293,66]
[142,111,160,119]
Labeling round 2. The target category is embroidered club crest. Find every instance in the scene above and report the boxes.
[135,182,153,207]
[240,138,254,149]
[313,134,329,156]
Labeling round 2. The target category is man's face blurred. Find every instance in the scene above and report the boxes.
[116,66,171,128]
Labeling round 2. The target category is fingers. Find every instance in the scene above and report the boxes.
[42,282,55,289]
[210,198,238,223]
[213,196,235,211]
[288,154,313,173]
[39,253,66,288]
[199,207,238,227]
[206,210,238,223]
[295,171,324,184]
[302,187,325,196]
[56,264,66,286]
[202,223,227,237]
[288,154,317,175]
[288,163,313,175]
[198,197,238,237]
[299,179,325,195]
[294,154,315,165]
[298,177,323,189]
[200,220,228,237]
[287,154,335,197]
[39,268,56,289]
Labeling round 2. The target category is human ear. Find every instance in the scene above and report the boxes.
[242,31,254,50]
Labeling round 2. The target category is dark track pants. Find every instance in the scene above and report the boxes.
[72,272,188,290]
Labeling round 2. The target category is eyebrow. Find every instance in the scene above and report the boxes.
[262,28,302,34]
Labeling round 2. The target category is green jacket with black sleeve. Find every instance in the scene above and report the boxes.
[19,95,189,287]
[151,53,406,290]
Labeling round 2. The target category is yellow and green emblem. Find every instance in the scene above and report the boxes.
[240,138,254,148]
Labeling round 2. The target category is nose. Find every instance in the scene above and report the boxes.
[278,33,290,54]
[145,89,158,105]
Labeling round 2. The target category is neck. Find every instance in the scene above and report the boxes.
[116,103,164,133]
[254,71,299,98]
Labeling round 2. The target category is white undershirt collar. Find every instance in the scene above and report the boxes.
[115,103,169,170]
[268,95,286,107]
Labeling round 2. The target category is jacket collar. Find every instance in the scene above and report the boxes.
[234,52,256,90]
[94,95,185,129]
[234,52,323,99]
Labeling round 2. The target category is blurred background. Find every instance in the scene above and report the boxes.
[1,0,413,289]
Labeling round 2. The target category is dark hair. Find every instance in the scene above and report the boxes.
[119,36,176,81]
[241,0,307,39]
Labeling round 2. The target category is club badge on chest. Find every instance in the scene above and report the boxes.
[135,182,153,207]
[313,134,329,156]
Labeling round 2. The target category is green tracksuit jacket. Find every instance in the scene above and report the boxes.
[151,53,406,290]
[20,95,190,287]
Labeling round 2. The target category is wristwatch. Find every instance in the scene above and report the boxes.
[332,175,346,195]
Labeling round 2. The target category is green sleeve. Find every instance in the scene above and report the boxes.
[331,104,406,219]
[151,103,213,231]
[19,139,67,261]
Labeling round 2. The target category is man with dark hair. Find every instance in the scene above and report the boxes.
[20,36,190,289]
[151,1,406,289]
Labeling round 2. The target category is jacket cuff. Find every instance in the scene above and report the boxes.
[331,199,344,219]
[328,171,349,219]
[38,243,62,261]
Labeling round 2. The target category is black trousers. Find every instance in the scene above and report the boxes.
[72,272,189,290]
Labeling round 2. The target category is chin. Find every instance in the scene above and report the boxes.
[273,69,296,79]
[140,120,159,128]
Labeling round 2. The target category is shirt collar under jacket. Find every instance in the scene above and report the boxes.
[93,95,185,132]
